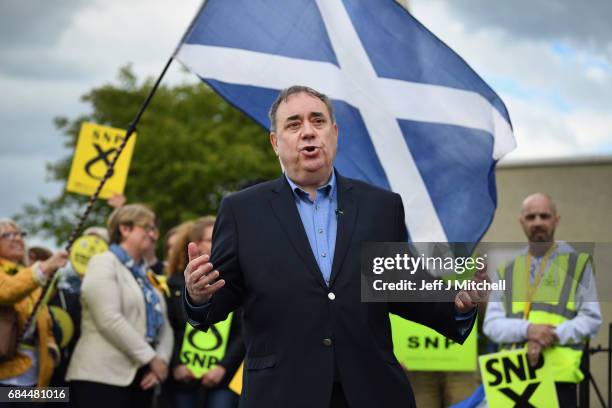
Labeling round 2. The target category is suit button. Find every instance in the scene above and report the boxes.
[328,292,336,300]
[322,338,333,347]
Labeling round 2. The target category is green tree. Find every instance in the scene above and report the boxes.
[17,66,279,247]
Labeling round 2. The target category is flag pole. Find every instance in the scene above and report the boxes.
[18,0,208,343]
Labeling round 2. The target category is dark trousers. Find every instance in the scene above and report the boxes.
[556,382,577,408]
[70,367,153,408]
[330,382,349,408]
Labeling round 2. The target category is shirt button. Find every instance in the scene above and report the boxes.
[315,205,319,210]
[318,228,324,234]
[321,252,327,258]
[322,338,333,347]
[328,292,336,300]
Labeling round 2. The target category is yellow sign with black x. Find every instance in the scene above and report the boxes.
[479,348,559,408]
[66,122,137,199]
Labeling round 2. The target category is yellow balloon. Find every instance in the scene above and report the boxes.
[70,235,108,275]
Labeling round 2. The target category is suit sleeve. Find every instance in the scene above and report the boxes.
[387,193,476,344]
[185,196,246,331]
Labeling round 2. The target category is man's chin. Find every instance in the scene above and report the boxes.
[529,237,552,245]
[289,166,332,185]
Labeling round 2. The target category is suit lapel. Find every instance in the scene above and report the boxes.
[268,176,327,289]
[330,174,358,286]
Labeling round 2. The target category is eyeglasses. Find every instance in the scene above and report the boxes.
[0,231,27,240]
[135,223,158,234]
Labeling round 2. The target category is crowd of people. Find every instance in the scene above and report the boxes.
[0,199,243,408]
[0,85,603,408]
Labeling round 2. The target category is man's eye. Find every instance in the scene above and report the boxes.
[287,122,300,130]
[313,118,325,125]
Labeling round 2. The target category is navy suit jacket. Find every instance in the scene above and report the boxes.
[185,172,475,408]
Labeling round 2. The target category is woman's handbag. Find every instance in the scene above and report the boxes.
[0,305,18,361]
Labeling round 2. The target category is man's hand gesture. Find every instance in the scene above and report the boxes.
[184,242,225,305]
[454,262,489,313]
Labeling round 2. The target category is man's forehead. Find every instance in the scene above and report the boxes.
[277,92,329,118]
[522,197,554,214]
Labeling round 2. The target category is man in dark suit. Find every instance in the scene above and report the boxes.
[184,86,482,407]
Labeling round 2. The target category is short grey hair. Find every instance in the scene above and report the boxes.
[0,218,28,264]
[268,85,336,132]
[0,218,19,233]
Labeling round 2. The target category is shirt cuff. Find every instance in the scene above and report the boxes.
[31,262,48,286]
[522,320,531,341]
[183,287,212,326]
[455,307,477,337]
[455,307,477,321]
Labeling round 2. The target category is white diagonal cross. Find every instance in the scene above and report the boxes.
[176,0,515,241]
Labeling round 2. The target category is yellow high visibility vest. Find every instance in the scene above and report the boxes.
[498,251,591,383]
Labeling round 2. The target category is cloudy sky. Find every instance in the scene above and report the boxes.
[1,0,610,248]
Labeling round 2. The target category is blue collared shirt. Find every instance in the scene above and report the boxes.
[285,172,338,286]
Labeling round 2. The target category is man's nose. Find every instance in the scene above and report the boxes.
[300,121,316,138]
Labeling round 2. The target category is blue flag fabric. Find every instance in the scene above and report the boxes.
[176,0,516,243]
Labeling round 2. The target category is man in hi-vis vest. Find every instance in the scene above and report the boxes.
[484,193,601,408]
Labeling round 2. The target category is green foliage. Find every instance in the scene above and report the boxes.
[16,66,279,247]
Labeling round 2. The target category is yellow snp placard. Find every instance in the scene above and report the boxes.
[66,122,137,199]
[181,313,234,378]
[391,315,477,371]
[479,348,559,408]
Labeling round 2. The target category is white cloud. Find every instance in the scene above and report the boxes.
[423,0,612,59]
[410,0,612,160]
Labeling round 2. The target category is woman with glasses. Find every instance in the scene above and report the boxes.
[0,219,68,392]
[66,204,173,408]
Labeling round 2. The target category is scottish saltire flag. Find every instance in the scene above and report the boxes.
[175,0,516,243]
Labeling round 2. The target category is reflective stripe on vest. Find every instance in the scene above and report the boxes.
[498,251,591,383]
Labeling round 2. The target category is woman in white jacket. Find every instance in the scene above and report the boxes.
[66,204,173,407]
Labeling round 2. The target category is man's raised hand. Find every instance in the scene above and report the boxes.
[454,261,489,313]
[184,242,225,305]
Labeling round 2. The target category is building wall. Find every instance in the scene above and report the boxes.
[483,157,612,406]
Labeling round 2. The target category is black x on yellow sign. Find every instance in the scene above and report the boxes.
[66,122,137,199]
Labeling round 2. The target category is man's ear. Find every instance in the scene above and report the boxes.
[270,132,279,155]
